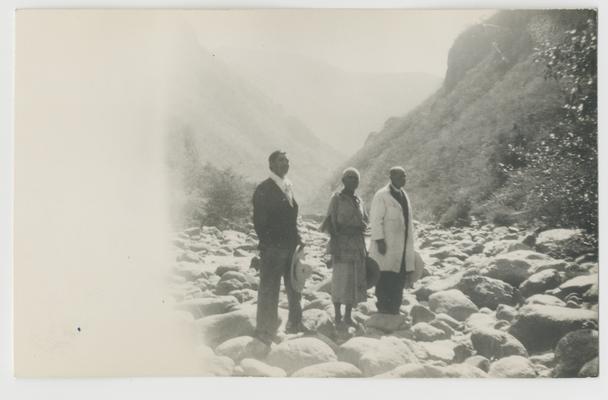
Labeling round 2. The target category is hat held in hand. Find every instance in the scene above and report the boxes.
[290,245,313,293]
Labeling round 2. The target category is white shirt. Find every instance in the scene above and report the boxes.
[269,171,294,206]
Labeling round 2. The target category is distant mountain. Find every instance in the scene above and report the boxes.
[312,10,596,225]
[165,30,341,210]
[213,47,442,155]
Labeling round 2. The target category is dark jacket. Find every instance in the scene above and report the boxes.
[252,178,301,250]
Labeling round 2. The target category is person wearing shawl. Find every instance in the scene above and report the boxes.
[321,168,368,326]
[368,166,417,315]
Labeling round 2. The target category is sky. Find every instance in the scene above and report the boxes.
[184,9,497,77]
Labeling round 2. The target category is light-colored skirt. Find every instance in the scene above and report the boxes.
[331,257,367,305]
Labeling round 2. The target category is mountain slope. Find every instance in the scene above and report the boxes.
[214,47,441,154]
[164,30,341,210]
[313,10,593,223]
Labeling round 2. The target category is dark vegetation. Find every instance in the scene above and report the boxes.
[315,10,597,236]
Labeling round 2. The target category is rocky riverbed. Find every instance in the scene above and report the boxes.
[167,220,598,378]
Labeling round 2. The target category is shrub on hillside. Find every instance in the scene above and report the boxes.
[502,15,597,234]
[199,164,254,229]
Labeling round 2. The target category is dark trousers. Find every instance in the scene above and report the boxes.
[375,255,406,314]
[255,246,302,343]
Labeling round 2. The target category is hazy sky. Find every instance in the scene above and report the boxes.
[184,9,497,77]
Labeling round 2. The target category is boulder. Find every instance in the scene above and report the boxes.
[535,228,594,259]
[496,304,517,322]
[578,356,599,378]
[291,361,362,378]
[457,275,519,309]
[195,306,257,346]
[413,271,465,301]
[434,313,463,330]
[488,355,537,378]
[364,313,408,333]
[240,358,287,377]
[519,269,562,298]
[524,294,566,307]
[479,250,550,286]
[302,309,336,338]
[376,363,445,378]
[412,322,450,341]
[265,337,337,375]
[430,320,456,337]
[410,304,436,324]
[174,296,239,319]
[418,340,456,362]
[215,265,240,276]
[529,352,556,368]
[428,289,479,321]
[464,355,490,372]
[215,336,270,362]
[441,364,489,378]
[228,289,257,303]
[464,313,497,332]
[358,337,419,376]
[470,327,528,360]
[428,245,469,261]
[509,304,598,352]
[337,337,380,368]
[553,329,599,378]
[555,274,598,299]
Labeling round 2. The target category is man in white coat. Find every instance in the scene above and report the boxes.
[368,166,416,314]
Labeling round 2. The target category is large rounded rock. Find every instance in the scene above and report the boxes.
[364,313,408,333]
[265,337,337,375]
[239,358,287,377]
[195,305,257,346]
[418,340,456,362]
[215,336,270,362]
[215,271,258,295]
[496,304,517,322]
[555,274,598,299]
[524,294,566,307]
[337,337,381,368]
[358,337,419,376]
[410,304,436,324]
[457,275,519,309]
[412,322,450,341]
[470,327,528,360]
[291,361,362,378]
[578,356,599,378]
[519,269,563,298]
[479,250,549,286]
[464,355,490,372]
[508,305,598,352]
[442,364,489,378]
[464,313,497,332]
[488,356,537,378]
[376,363,445,378]
[553,329,599,377]
[413,271,465,301]
[302,309,336,338]
[428,289,479,321]
[174,296,239,319]
[535,228,594,259]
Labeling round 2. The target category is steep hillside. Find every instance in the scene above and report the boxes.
[214,47,441,154]
[313,10,596,227]
[165,29,341,213]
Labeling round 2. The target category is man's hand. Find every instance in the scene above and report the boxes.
[376,239,387,255]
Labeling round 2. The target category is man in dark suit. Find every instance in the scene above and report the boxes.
[253,150,306,344]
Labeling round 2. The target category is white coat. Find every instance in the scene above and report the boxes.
[368,184,416,273]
